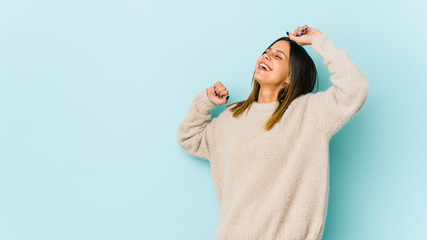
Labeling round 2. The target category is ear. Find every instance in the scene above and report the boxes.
[284,76,290,86]
[285,70,292,85]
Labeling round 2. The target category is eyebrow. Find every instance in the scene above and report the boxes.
[266,47,287,60]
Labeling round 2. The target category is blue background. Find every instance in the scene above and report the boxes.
[1,0,426,239]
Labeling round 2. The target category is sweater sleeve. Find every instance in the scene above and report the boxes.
[176,88,218,161]
[309,34,370,138]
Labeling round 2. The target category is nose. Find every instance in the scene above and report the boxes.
[263,52,270,61]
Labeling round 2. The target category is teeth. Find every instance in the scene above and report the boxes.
[260,63,269,71]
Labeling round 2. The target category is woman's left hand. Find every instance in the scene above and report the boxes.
[286,25,323,46]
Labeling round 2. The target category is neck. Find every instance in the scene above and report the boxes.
[257,86,281,103]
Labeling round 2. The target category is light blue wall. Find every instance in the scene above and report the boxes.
[1,0,425,239]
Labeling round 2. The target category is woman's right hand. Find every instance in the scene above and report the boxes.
[206,81,230,105]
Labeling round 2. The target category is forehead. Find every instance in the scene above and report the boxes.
[269,40,290,53]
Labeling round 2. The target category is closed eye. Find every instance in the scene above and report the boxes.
[262,51,282,60]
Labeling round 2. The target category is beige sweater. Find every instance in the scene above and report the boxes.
[176,33,369,240]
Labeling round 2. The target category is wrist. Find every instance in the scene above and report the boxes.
[312,33,323,41]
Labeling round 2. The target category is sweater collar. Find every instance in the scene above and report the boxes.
[249,100,280,112]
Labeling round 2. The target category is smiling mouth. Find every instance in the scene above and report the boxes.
[258,65,269,72]
[259,62,272,71]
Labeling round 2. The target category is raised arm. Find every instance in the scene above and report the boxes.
[288,26,370,139]
[309,34,369,138]
[176,88,218,161]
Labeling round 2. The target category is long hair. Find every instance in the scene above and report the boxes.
[225,37,319,131]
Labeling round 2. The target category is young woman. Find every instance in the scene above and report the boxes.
[176,25,369,240]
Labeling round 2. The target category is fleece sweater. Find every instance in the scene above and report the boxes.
[176,33,369,240]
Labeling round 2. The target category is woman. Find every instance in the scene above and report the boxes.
[176,25,369,240]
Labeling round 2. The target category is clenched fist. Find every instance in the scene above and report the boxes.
[206,81,230,105]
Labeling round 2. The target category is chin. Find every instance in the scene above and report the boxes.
[254,72,267,80]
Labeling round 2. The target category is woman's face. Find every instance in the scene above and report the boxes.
[254,40,291,87]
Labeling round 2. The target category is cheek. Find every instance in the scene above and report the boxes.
[277,66,288,77]
[279,63,289,72]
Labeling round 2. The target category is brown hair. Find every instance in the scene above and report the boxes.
[225,37,319,131]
